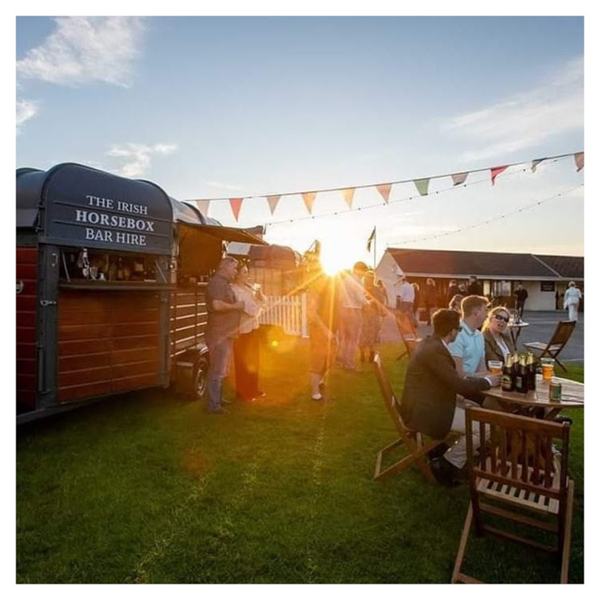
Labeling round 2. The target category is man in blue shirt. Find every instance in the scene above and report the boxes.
[448,295,489,376]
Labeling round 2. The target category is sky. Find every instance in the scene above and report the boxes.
[15,15,585,270]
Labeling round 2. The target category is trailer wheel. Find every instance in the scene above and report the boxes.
[193,355,209,400]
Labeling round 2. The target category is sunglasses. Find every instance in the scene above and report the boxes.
[493,314,510,323]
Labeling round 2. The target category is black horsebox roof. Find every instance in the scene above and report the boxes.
[16,163,266,255]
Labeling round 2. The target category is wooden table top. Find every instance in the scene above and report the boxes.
[484,374,584,409]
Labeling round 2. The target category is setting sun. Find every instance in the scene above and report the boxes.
[319,240,371,276]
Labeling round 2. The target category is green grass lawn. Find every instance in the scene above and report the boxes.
[16,340,584,583]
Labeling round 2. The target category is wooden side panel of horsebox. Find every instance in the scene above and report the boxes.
[16,247,38,409]
[170,284,208,359]
[57,290,162,402]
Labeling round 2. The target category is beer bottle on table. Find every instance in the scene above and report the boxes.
[501,355,514,392]
[515,354,528,394]
[526,352,537,391]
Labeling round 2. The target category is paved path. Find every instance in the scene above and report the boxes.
[380,310,584,365]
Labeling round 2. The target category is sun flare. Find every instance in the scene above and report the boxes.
[320,242,366,276]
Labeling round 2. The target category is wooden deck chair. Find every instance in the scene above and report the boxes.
[394,311,422,361]
[524,320,576,373]
[372,353,448,482]
[452,407,574,584]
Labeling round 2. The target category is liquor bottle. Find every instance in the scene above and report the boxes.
[501,354,514,392]
[514,354,528,394]
[116,257,124,281]
[526,352,537,391]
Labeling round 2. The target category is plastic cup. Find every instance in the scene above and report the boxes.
[488,360,503,375]
[541,358,555,382]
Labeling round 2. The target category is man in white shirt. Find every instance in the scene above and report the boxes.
[395,275,417,327]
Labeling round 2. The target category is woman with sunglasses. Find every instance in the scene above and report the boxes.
[482,306,516,363]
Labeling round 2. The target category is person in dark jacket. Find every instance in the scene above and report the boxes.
[400,309,500,485]
[467,275,483,296]
[447,280,459,305]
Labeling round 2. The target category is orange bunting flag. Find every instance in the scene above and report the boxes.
[267,195,281,215]
[302,192,317,214]
[342,188,355,209]
[193,200,210,217]
[229,197,243,221]
[451,172,468,186]
[376,184,392,203]
[414,178,430,196]
[531,159,545,173]
[490,166,508,186]
[574,152,584,172]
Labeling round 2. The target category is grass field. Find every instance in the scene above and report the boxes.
[16,339,584,584]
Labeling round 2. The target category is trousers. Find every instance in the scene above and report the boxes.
[206,335,234,411]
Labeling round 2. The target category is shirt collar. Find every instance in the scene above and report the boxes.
[460,320,477,336]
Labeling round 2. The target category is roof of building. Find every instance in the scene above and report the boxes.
[385,248,583,280]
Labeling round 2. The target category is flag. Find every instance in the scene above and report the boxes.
[302,192,317,214]
[367,227,376,252]
[229,197,243,221]
[451,172,468,186]
[376,184,392,203]
[574,152,584,172]
[531,158,545,173]
[342,188,355,209]
[193,199,210,217]
[267,195,281,215]
[414,178,430,196]
[490,165,508,186]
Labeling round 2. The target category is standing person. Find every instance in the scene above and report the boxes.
[231,264,267,402]
[307,269,338,401]
[359,271,386,363]
[400,309,499,486]
[424,278,438,326]
[467,275,483,296]
[458,282,467,295]
[563,281,582,321]
[205,257,244,414]
[412,282,421,324]
[447,279,459,305]
[394,275,417,327]
[513,283,528,320]
[337,262,368,371]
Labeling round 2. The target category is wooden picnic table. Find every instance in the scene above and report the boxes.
[484,374,583,420]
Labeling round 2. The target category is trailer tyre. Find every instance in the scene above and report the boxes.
[193,355,209,401]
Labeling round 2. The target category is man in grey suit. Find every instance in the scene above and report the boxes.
[400,309,500,485]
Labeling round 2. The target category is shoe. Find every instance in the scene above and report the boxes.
[255,391,267,398]
[207,407,228,415]
[311,394,324,402]
[430,457,463,487]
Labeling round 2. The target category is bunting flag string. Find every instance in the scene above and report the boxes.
[184,150,583,220]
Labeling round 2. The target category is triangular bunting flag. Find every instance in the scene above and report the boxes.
[574,152,584,172]
[376,184,392,203]
[193,199,210,217]
[414,178,430,196]
[531,158,545,173]
[229,197,243,221]
[267,195,281,215]
[451,172,468,186]
[302,192,317,214]
[490,166,508,186]
[342,188,355,209]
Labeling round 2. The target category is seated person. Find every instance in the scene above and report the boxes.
[482,306,515,363]
[400,309,500,486]
[448,295,489,376]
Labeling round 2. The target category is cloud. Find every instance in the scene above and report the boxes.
[202,180,247,192]
[16,99,41,133]
[442,56,583,162]
[106,143,177,178]
[17,17,145,87]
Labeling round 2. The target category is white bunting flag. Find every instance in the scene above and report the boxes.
[342,188,355,209]
[267,195,281,215]
[531,159,545,173]
[193,200,210,217]
[451,172,468,186]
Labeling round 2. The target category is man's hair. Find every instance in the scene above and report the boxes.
[353,261,368,273]
[469,275,477,281]
[218,256,238,270]
[461,295,488,317]
[432,309,461,337]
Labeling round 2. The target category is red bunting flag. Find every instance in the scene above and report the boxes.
[342,188,355,208]
[229,197,243,221]
[574,152,584,172]
[302,192,317,214]
[490,166,508,186]
[531,159,545,173]
[376,184,392,203]
[267,195,281,215]
[414,178,430,197]
[193,200,210,217]
[451,172,468,186]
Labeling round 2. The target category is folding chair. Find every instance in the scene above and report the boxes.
[452,407,574,584]
[372,353,449,482]
[394,311,422,361]
[524,320,576,373]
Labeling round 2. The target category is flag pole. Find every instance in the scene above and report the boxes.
[373,226,377,273]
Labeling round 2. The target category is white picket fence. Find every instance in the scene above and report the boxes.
[259,294,308,338]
